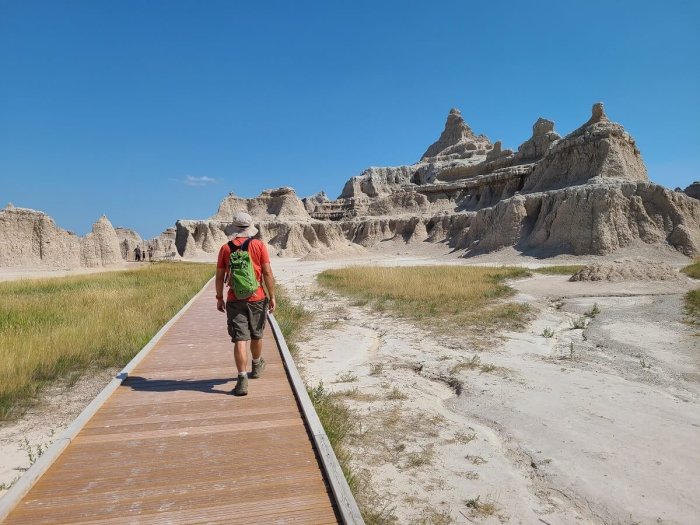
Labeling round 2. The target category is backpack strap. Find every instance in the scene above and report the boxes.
[228,238,253,253]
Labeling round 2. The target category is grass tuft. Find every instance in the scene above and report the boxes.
[273,291,312,358]
[0,263,213,420]
[386,386,408,400]
[464,495,498,516]
[684,288,700,324]
[681,259,700,279]
[585,303,601,318]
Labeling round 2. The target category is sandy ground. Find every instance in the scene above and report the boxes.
[273,249,700,524]
[1,248,698,524]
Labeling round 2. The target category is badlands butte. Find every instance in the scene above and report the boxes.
[2,102,700,266]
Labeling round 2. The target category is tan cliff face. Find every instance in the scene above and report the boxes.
[174,103,699,259]
[0,207,122,268]
[0,206,181,269]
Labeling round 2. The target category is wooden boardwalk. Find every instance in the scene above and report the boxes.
[1,281,350,524]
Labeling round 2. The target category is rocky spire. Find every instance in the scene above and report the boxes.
[515,117,560,162]
[421,108,476,160]
[570,102,611,137]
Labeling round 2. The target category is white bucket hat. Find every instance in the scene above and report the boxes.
[229,211,259,238]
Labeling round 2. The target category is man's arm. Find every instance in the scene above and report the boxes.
[215,267,226,312]
[261,262,276,313]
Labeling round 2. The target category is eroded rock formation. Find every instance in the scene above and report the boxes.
[173,102,700,259]
[0,206,124,268]
[684,182,700,201]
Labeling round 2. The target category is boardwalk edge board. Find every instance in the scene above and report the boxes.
[0,276,216,522]
[268,313,365,525]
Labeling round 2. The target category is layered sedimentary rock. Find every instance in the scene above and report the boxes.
[174,103,700,259]
[0,205,124,268]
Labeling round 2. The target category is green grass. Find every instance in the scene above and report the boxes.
[272,290,311,358]
[532,265,583,275]
[681,258,700,279]
[685,288,700,324]
[318,265,531,335]
[0,262,214,420]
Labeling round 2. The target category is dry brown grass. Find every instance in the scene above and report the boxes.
[532,265,583,276]
[318,265,531,336]
[681,258,700,279]
[0,263,214,420]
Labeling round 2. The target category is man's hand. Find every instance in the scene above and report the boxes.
[268,296,276,314]
[217,298,226,312]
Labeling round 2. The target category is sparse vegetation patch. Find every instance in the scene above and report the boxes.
[318,265,531,336]
[681,258,700,279]
[684,288,700,324]
[532,265,583,276]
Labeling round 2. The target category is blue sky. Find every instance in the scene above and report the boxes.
[1,1,698,238]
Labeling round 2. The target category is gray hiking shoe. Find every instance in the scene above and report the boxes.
[233,375,249,396]
[250,358,266,379]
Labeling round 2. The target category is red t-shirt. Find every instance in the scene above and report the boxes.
[217,237,270,302]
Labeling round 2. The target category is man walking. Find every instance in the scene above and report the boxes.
[215,211,276,396]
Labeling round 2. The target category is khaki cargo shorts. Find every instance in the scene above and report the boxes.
[226,298,268,342]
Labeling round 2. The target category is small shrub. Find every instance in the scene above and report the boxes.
[334,388,377,402]
[480,363,497,373]
[464,495,498,516]
[585,303,601,318]
[18,438,47,470]
[336,371,359,383]
[404,445,435,469]
[541,327,555,338]
[447,431,476,445]
[465,455,486,465]
[570,316,588,329]
[369,363,384,376]
[320,319,340,330]
[451,355,481,374]
[386,387,407,400]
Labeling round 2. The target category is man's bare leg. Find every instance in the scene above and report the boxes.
[234,340,248,374]
[250,338,263,360]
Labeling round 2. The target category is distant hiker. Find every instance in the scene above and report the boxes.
[134,245,141,262]
[215,211,276,396]
[148,246,154,261]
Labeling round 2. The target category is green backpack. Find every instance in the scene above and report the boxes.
[227,239,260,299]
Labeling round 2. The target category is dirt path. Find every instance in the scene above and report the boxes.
[274,257,700,524]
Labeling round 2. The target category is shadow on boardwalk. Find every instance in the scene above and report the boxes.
[124,376,237,395]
